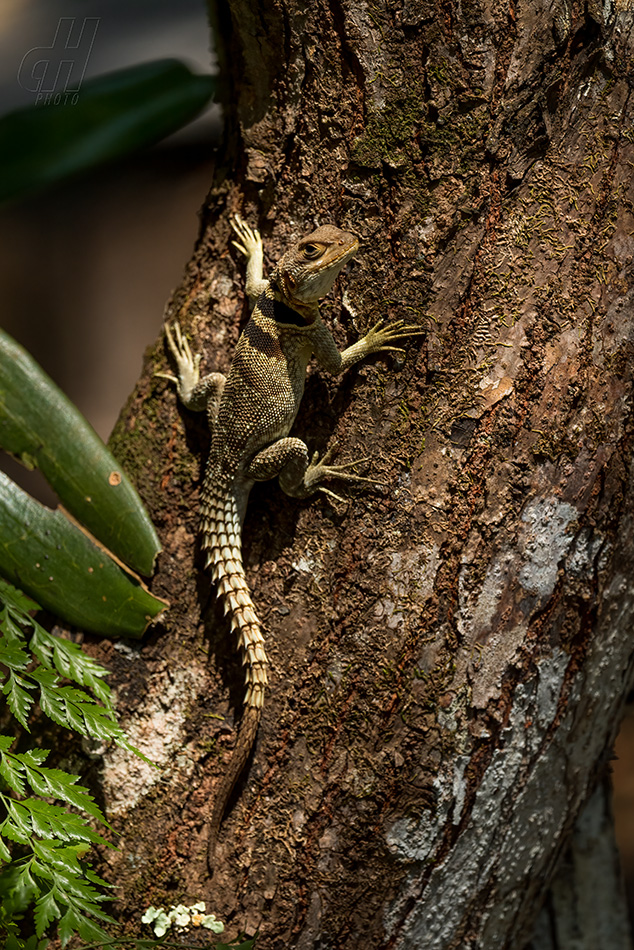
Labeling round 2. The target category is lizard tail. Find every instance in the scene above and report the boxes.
[201,484,268,869]
[206,704,261,870]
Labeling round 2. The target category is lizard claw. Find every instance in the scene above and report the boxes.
[155,370,178,384]
[230,214,262,261]
[317,486,347,503]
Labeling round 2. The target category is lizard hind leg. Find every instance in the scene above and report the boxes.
[246,436,381,499]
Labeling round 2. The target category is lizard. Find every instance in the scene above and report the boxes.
[162,214,423,871]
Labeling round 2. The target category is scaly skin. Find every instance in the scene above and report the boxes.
[163,215,423,871]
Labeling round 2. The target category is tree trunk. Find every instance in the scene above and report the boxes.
[99,0,634,947]
[527,779,632,950]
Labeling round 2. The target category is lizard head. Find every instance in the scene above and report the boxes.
[272,225,359,306]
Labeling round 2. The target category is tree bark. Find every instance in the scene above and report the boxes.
[527,779,633,950]
[97,0,634,947]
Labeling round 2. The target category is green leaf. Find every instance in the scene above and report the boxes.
[0,605,30,643]
[2,800,31,843]
[22,766,54,798]
[34,889,61,936]
[0,631,30,672]
[28,844,117,943]
[0,584,154,758]
[2,672,35,730]
[0,834,11,861]
[30,668,121,744]
[79,864,112,891]
[0,59,216,204]
[0,327,161,576]
[32,840,87,873]
[0,471,167,637]
[15,747,47,766]
[0,819,27,845]
[59,906,110,946]
[0,580,152,945]
[27,803,52,840]
[0,579,38,615]
[0,751,26,795]
[25,802,105,846]
[0,861,39,914]
[58,905,109,946]
[29,626,112,706]
[3,586,113,704]
[19,757,107,824]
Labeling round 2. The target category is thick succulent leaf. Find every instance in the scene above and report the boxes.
[0,328,160,576]
[0,472,166,637]
[0,59,216,203]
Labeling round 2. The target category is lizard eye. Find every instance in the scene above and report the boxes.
[303,243,322,259]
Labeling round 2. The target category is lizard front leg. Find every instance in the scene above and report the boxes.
[312,317,425,375]
[162,321,226,424]
[246,437,376,501]
[231,214,268,306]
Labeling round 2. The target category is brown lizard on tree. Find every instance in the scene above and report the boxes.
[163,214,422,871]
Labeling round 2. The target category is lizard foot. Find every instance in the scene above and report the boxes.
[363,318,426,358]
[305,442,383,499]
[160,321,201,401]
[230,214,263,262]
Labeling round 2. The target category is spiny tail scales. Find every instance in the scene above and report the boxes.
[201,479,268,868]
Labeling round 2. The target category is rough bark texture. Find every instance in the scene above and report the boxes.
[527,780,633,950]
[95,0,634,947]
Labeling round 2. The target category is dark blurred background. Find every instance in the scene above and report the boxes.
[0,0,220,440]
[1,0,634,930]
